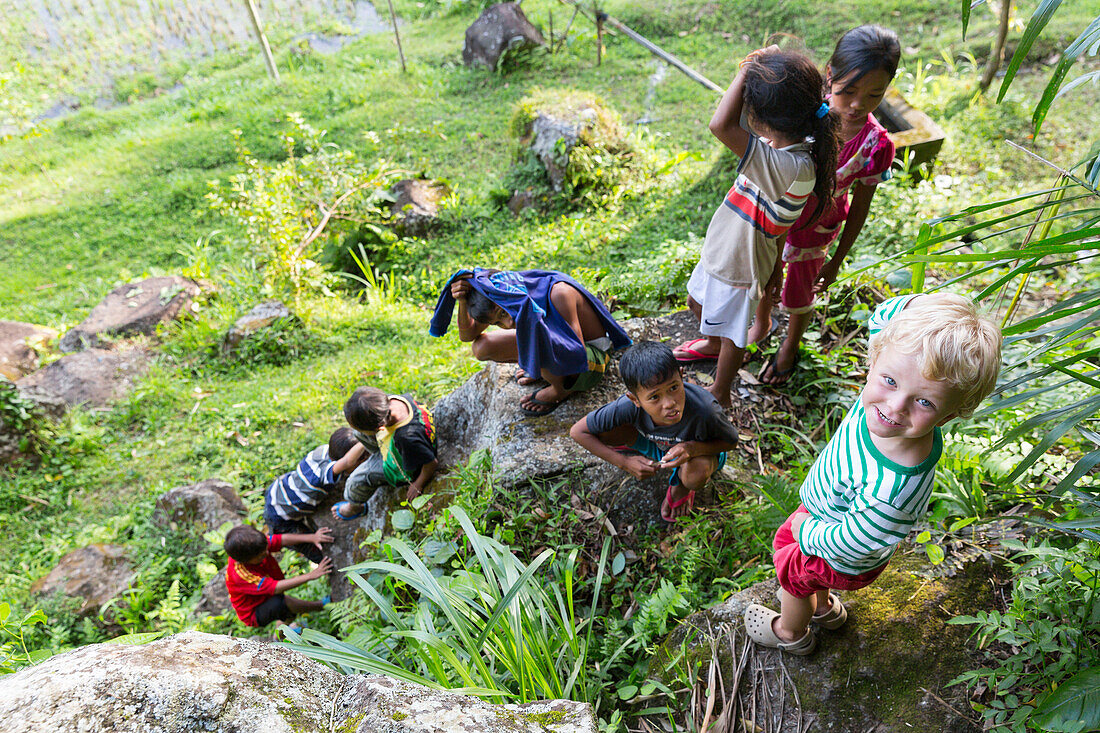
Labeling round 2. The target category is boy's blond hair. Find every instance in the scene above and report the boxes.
[868,293,1002,418]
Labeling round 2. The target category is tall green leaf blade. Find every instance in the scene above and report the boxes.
[997,0,1063,101]
[1032,666,1100,730]
[1034,17,1100,131]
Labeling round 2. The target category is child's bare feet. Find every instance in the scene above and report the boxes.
[759,342,799,385]
[519,384,571,416]
[706,383,733,409]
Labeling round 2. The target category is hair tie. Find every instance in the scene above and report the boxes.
[815,102,830,118]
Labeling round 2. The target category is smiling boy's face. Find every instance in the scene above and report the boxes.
[861,344,962,442]
[628,372,688,427]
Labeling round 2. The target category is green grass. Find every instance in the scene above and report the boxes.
[0,0,1096,666]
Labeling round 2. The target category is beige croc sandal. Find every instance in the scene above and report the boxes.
[774,588,848,630]
[811,593,848,630]
[744,603,816,655]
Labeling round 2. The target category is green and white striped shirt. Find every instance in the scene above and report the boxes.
[796,294,939,575]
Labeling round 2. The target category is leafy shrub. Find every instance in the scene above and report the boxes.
[588,234,701,315]
[948,538,1100,732]
[206,113,401,305]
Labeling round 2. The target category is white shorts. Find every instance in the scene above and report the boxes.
[687,263,757,348]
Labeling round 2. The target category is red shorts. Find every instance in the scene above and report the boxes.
[773,506,887,598]
[780,258,825,313]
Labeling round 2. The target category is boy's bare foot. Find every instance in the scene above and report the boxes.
[673,337,720,362]
[746,314,778,347]
[515,368,541,386]
[706,383,733,410]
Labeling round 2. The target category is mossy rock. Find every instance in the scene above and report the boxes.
[654,548,1003,732]
[506,89,653,208]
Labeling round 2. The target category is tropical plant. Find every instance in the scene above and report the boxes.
[285,506,626,713]
[206,114,401,305]
[0,602,52,673]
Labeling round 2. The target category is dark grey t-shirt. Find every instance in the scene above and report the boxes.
[585,383,738,455]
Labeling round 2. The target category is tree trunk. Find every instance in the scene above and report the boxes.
[979,0,1012,92]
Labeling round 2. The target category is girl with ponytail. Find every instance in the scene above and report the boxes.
[756,26,901,386]
[674,45,839,408]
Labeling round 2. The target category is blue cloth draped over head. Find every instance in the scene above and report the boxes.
[429,268,631,378]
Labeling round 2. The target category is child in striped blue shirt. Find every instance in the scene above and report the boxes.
[745,293,1002,655]
[263,428,366,562]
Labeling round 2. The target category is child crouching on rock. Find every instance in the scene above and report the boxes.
[332,386,438,520]
[570,341,738,522]
[263,427,366,561]
[430,268,632,417]
[224,525,332,632]
[744,293,1001,655]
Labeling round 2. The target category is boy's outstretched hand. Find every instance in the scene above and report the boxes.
[309,527,334,550]
[307,556,333,580]
[620,454,659,480]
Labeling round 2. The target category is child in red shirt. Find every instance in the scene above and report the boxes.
[224,525,333,629]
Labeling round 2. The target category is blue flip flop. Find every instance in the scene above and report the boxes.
[332,501,366,521]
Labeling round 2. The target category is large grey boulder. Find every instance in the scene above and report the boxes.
[462,2,545,71]
[0,320,55,380]
[0,631,597,732]
[16,346,148,410]
[658,550,999,733]
[153,479,247,534]
[222,300,293,355]
[29,544,135,617]
[433,310,736,534]
[59,275,202,352]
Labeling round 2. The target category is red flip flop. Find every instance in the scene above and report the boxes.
[673,338,719,363]
[661,483,695,522]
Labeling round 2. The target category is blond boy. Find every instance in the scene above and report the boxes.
[745,293,1002,654]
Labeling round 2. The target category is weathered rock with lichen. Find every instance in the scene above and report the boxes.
[222,300,293,355]
[657,550,1001,733]
[29,544,135,617]
[0,631,597,732]
[0,320,55,380]
[462,2,545,71]
[15,346,149,410]
[153,478,247,533]
[390,179,451,236]
[59,275,202,352]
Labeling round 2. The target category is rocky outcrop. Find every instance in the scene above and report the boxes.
[153,479,247,533]
[0,631,597,732]
[390,178,451,236]
[16,346,148,410]
[59,275,202,352]
[657,550,1000,733]
[462,2,545,71]
[433,310,737,534]
[0,320,55,380]
[222,300,292,354]
[29,544,135,616]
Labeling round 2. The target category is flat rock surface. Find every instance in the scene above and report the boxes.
[16,346,148,410]
[29,544,135,616]
[59,275,201,351]
[0,631,596,733]
[0,320,55,380]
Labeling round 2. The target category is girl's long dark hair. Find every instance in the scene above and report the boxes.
[743,50,840,227]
